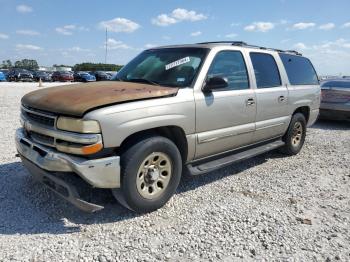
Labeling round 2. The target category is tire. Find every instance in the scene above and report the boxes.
[112,136,182,213]
[280,113,307,155]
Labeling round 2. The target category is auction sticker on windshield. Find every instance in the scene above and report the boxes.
[165,57,190,70]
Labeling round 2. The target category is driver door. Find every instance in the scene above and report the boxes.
[194,50,256,159]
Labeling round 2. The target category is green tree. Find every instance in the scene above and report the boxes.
[73,63,123,72]
[1,60,13,69]
[14,59,39,70]
[53,64,72,68]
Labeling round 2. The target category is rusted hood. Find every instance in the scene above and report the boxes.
[21,81,179,117]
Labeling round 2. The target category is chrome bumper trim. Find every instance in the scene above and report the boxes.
[16,128,120,188]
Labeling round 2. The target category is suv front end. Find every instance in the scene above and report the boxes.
[15,106,120,212]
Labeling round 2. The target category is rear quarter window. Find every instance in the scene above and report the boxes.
[279,54,319,85]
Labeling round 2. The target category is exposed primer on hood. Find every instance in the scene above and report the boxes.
[21,81,179,117]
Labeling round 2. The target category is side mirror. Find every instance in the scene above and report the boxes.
[202,76,228,93]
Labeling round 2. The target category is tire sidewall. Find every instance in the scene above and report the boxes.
[121,137,182,212]
[285,113,307,154]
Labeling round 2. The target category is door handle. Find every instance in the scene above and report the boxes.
[278,96,286,103]
[246,98,255,106]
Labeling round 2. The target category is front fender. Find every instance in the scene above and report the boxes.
[84,89,195,148]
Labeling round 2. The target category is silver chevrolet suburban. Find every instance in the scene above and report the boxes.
[16,41,320,213]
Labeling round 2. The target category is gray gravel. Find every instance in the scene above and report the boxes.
[0,83,349,262]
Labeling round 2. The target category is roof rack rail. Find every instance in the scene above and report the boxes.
[285,50,302,56]
[197,41,248,45]
[196,41,302,56]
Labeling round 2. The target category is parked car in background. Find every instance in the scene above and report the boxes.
[52,71,74,82]
[106,71,117,78]
[0,71,6,81]
[73,72,96,82]
[33,71,52,82]
[8,69,34,82]
[320,79,350,121]
[91,71,111,81]
[0,69,9,81]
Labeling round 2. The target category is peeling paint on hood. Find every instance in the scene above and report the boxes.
[21,81,179,117]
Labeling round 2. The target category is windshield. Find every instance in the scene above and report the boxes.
[113,47,209,87]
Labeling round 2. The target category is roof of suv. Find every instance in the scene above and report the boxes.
[151,41,303,56]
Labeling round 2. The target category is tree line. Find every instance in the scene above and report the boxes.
[1,59,39,70]
[1,59,123,72]
[73,63,123,72]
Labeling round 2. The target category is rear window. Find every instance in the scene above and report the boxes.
[321,80,350,88]
[250,53,281,88]
[279,54,318,85]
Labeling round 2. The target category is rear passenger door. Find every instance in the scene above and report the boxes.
[249,52,290,143]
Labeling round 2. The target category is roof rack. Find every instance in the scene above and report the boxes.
[196,41,302,56]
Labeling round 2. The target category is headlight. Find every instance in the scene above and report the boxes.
[57,117,101,133]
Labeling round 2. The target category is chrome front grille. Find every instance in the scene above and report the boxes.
[21,106,56,128]
[20,105,102,150]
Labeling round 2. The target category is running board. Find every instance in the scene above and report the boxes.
[187,140,285,176]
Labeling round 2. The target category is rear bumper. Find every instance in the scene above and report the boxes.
[320,102,350,112]
[15,128,121,188]
[319,109,350,121]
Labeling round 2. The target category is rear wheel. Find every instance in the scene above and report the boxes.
[112,136,182,213]
[280,113,306,155]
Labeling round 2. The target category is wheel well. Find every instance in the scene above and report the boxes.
[293,106,310,123]
[119,126,188,163]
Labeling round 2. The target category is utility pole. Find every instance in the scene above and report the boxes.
[105,28,108,65]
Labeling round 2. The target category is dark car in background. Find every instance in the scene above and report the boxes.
[90,71,111,81]
[320,79,350,121]
[73,72,96,82]
[52,71,74,82]
[33,71,52,82]
[8,69,34,82]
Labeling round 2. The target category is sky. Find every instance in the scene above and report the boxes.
[0,0,350,75]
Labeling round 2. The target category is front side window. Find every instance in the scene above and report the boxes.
[207,51,249,90]
[114,48,208,88]
[250,53,281,88]
[279,54,318,85]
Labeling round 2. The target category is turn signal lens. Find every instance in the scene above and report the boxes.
[81,143,103,155]
[56,142,103,155]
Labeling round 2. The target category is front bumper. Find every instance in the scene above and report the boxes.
[15,128,121,211]
[16,128,121,188]
[20,157,105,212]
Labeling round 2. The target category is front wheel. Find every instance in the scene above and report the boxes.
[112,136,182,213]
[280,113,307,155]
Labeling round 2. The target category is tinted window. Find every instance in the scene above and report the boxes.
[321,80,350,88]
[250,53,281,88]
[207,51,249,90]
[280,54,318,85]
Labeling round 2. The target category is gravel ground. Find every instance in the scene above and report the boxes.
[0,83,349,262]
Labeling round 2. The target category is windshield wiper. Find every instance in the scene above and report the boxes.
[126,78,160,86]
